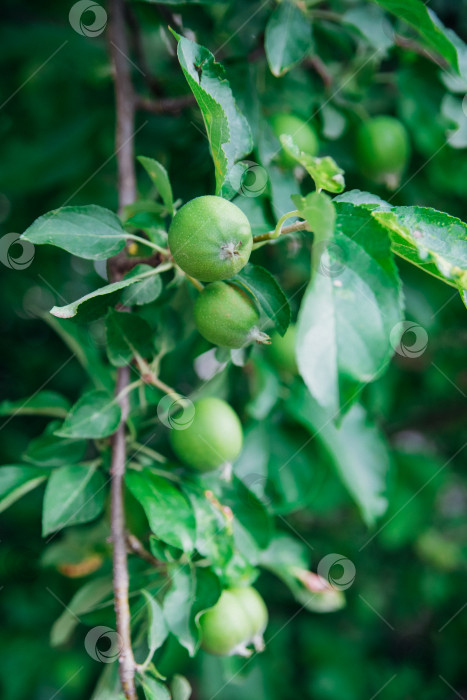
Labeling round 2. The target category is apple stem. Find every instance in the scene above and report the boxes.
[252,219,310,247]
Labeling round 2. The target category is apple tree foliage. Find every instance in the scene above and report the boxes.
[1,0,467,698]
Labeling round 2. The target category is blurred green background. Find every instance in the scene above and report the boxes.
[1,1,467,698]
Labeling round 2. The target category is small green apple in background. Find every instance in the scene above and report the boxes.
[270,113,319,167]
[200,586,268,656]
[170,397,243,472]
[168,195,253,281]
[231,586,268,650]
[194,281,270,349]
[355,116,410,189]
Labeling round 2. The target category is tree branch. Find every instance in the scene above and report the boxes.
[109,366,136,700]
[136,94,195,115]
[108,0,138,697]
[110,0,136,209]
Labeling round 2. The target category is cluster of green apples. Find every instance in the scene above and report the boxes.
[165,109,410,657]
[169,195,265,349]
[168,195,275,656]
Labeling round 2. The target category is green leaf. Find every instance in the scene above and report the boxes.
[287,385,391,525]
[172,32,252,195]
[50,266,162,320]
[343,5,394,51]
[91,665,124,700]
[231,264,291,336]
[51,576,113,646]
[293,191,336,240]
[55,390,121,439]
[280,134,345,193]
[141,590,169,656]
[120,264,164,306]
[23,421,87,467]
[265,0,312,77]
[267,427,325,514]
[141,678,171,700]
[126,469,196,552]
[138,157,174,215]
[162,565,221,656]
[0,465,47,514]
[219,476,272,561]
[21,205,127,260]
[441,94,467,149]
[184,487,235,569]
[260,534,345,612]
[373,206,467,290]
[105,309,154,367]
[42,464,106,536]
[0,391,70,418]
[124,211,167,246]
[296,202,403,415]
[42,522,108,568]
[245,361,281,420]
[260,533,309,571]
[333,189,388,207]
[372,0,467,81]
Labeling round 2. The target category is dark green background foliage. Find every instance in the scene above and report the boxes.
[1,0,467,699]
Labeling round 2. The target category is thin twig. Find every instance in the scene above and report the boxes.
[108,0,138,697]
[252,219,310,245]
[307,56,333,88]
[110,251,163,276]
[393,34,449,70]
[126,533,165,567]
